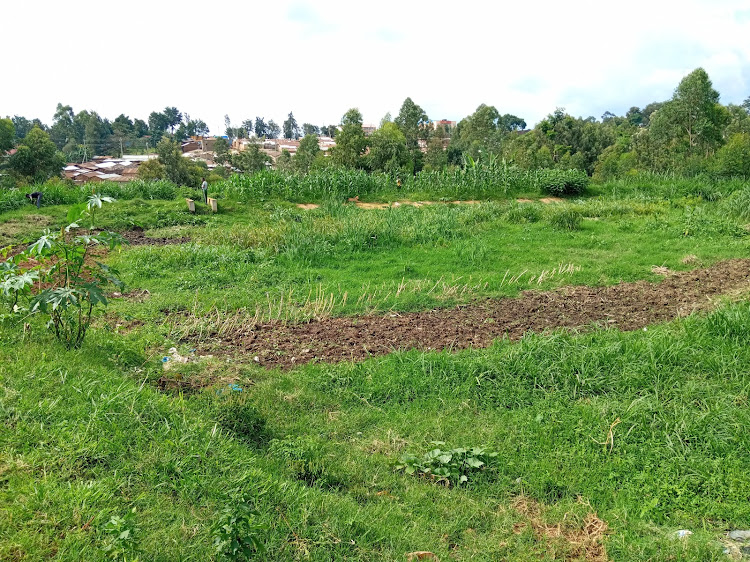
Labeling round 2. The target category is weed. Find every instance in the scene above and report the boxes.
[396,442,498,486]
[548,207,583,230]
[211,497,267,560]
[102,508,139,560]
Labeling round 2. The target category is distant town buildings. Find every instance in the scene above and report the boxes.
[63,155,155,183]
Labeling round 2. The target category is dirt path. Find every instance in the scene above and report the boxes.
[216,259,750,369]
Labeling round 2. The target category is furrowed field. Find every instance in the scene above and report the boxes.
[1,170,750,561]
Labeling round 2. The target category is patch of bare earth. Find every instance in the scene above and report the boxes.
[117,226,189,246]
[517,197,565,204]
[512,495,610,561]
[207,259,750,369]
[296,200,481,210]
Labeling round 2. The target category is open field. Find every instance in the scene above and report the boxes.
[2,175,750,560]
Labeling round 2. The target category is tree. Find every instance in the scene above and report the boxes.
[184,118,209,137]
[648,68,727,169]
[163,107,183,133]
[424,128,448,171]
[367,122,408,174]
[12,116,44,141]
[725,104,750,137]
[232,144,270,173]
[283,112,300,140]
[453,103,503,160]
[625,107,644,127]
[0,118,14,153]
[254,117,267,137]
[224,115,234,142]
[242,119,255,137]
[276,149,294,172]
[111,114,134,156]
[148,111,168,144]
[714,133,750,177]
[302,123,319,136]
[72,110,113,158]
[499,114,526,132]
[213,137,231,165]
[112,114,134,138]
[330,108,366,169]
[395,97,429,172]
[137,158,166,180]
[133,119,149,138]
[641,102,664,126]
[319,125,336,138]
[294,134,320,173]
[156,138,193,185]
[667,68,724,153]
[267,120,281,139]
[50,103,75,149]
[8,127,65,183]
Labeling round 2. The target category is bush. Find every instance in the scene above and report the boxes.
[539,169,589,196]
[548,207,583,230]
[721,186,750,222]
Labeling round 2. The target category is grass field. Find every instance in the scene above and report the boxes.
[1,175,749,560]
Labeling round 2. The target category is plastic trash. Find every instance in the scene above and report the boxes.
[728,530,750,542]
[674,530,692,539]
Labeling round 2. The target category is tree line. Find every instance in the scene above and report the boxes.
[2,67,750,187]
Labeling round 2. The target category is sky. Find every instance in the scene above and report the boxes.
[3,0,750,135]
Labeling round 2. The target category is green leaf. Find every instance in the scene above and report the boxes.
[67,203,87,224]
[436,453,452,464]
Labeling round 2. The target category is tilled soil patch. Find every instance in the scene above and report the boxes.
[119,227,189,246]
[215,259,750,369]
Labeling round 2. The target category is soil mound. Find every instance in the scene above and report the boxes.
[215,259,750,369]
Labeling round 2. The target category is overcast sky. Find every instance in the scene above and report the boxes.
[3,0,750,134]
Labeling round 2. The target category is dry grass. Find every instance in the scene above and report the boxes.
[0,215,53,247]
[511,495,610,561]
[651,265,672,276]
[166,265,583,341]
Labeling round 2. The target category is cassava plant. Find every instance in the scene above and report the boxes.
[22,197,126,349]
[0,250,39,316]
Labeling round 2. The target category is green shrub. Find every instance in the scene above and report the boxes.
[539,169,589,196]
[548,207,583,230]
[721,186,750,222]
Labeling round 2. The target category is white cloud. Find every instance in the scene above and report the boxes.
[3,0,749,133]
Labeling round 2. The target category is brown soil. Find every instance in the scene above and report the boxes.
[297,200,482,211]
[516,198,564,204]
[118,226,189,246]
[213,259,750,369]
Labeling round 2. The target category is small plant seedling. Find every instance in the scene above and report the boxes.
[211,498,267,560]
[102,507,139,560]
[395,441,498,486]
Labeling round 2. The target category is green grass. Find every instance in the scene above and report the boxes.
[1,175,750,560]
